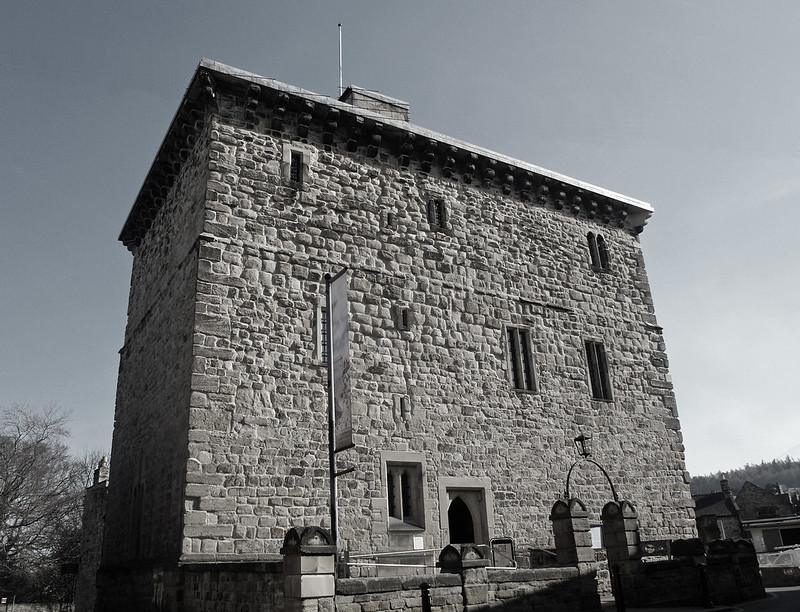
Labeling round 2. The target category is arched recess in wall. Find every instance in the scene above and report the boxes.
[587,232,599,267]
[448,496,475,544]
[596,234,610,270]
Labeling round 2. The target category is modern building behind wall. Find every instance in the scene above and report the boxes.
[89,59,696,609]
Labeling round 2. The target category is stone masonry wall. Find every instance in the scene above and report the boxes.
[486,567,598,611]
[180,92,695,563]
[736,481,795,520]
[101,118,211,569]
[75,479,108,612]
[179,562,284,611]
[336,574,463,612]
[335,567,595,612]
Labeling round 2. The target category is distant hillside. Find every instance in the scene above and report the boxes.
[691,456,800,495]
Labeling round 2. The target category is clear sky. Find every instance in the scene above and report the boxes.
[2,1,798,476]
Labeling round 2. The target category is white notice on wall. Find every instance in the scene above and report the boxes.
[413,536,425,550]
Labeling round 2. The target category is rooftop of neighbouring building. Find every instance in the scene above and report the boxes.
[692,491,739,518]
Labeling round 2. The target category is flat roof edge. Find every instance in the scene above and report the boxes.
[199,58,654,216]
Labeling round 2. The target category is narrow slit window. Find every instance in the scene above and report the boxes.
[290,151,303,183]
[399,396,409,418]
[401,471,412,517]
[507,327,536,391]
[585,340,612,400]
[596,235,610,270]
[588,232,611,271]
[395,306,411,331]
[427,198,448,230]
[587,232,600,268]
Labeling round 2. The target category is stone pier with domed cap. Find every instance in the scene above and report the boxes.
[550,498,594,565]
[281,526,337,611]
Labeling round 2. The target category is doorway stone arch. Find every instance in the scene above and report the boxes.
[438,477,494,546]
[448,496,475,544]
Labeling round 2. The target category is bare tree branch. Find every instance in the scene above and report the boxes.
[0,404,88,587]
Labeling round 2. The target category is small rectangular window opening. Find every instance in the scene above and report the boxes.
[507,327,536,391]
[290,151,303,183]
[588,232,611,272]
[427,198,448,230]
[393,395,412,421]
[395,306,411,331]
[387,462,424,529]
[585,340,612,400]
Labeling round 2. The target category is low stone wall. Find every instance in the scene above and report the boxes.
[336,574,462,612]
[95,560,284,612]
[618,558,704,607]
[486,566,600,611]
[334,566,601,612]
[616,549,765,608]
[761,566,800,587]
[179,561,284,612]
[706,553,763,604]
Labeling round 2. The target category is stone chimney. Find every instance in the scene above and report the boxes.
[339,86,410,121]
[720,475,731,498]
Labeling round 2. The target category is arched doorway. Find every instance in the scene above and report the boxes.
[448,496,475,544]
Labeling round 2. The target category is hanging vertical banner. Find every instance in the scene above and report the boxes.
[327,268,353,452]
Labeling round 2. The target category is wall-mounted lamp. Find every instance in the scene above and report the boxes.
[573,433,592,459]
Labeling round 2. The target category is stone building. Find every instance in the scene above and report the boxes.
[693,478,800,552]
[91,59,695,609]
[736,481,800,552]
[75,458,109,612]
[737,481,798,521]
[692,477,744,542]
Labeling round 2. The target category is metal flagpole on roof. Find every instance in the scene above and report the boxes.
[338,24,343,97]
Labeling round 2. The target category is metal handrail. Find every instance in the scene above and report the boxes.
[349,548,439,559]
[347,562,431,568]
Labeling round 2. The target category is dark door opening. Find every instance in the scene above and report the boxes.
[448,496,475,544]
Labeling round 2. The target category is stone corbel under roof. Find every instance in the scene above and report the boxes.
[119,58,654,250]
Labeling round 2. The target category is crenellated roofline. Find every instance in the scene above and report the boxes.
[119,58,654,249]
